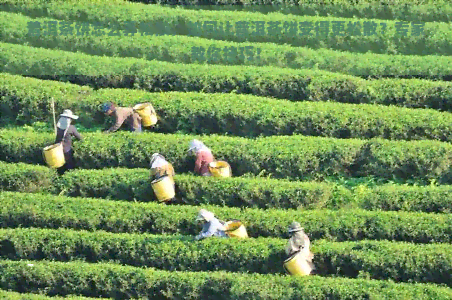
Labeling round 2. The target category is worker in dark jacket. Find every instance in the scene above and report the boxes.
[102,102,142,133]
[195,209,228,240]
[188,139,215,176]
[286,222,314,268]
[54,109,82,175]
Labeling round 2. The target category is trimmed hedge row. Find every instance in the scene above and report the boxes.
[0,161,355,210]
[1,260,451,299]
[2,0,452,55]
[2,45,452,110]
[0,162,58,195]
[0,73,92,126]
[3,161,452,213]
[0,290,101,300]
[1,228,451,285]
[109,0,452,23]
[2,12,452,79]
[4,76,452,141]
[3,129,452,183]
[2,0,451,23]
[2,191,452,243]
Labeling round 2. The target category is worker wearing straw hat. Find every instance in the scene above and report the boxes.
[54,109,82,175]
[286,222,314,266]
[188,139,215,176]
[150,153,175,180]
[194,209,228,241]
[102,102,142,133]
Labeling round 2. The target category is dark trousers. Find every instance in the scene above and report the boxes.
[57,149,75,175]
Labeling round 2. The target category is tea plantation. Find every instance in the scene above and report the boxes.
[0,0,451,298]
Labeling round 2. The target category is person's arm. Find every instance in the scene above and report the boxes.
[106,111,125,133]
[71,126,82,140]
[303,234,310,249]
[194,152,203,174]
[285,238,295,256]
[195,222,216,240]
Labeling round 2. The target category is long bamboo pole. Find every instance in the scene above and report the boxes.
[51,98,57,135]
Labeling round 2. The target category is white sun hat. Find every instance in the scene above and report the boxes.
[196,209,215,222]
[60,109,79,120]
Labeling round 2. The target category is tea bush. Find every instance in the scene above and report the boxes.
[2,45,452,109]
[0,228,451,285]
[0,260,451,299]
[2,129,452,183]
[3,74,452,141]
[1,12,452,78]
[2,161,452,213]
[2,0,452,55]
[2,191,452,243]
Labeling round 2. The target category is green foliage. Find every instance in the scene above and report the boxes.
[0,162,57,194]
[0,290,101,300]
[2,0,452,55]
[3,129,452,183]
[1,12,452,78]
[2,45,452,110]
[0,73,92,126]
[2,0,451,23]
[3,74,452,141]
[3,161,452,213]
[2,0,452,296]
[0,259,451,299]
[80,0,452,23]
[2,191,452,243]
[0,228,451,285]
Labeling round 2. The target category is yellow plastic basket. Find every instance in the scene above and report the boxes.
[133,103,158,127]
[151,175,175,202]
[283,251,313,276]
[208,161,231,178]
[43,143,65,168]
[223,220,248,238]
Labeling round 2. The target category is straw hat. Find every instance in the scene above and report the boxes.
[196,209,215,222]
[288,222,303,233]
[60,109,78,120]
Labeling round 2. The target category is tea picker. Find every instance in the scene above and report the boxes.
[188,140,215,176]
[43,109,82,175]
[283,222,315,276]
[150,153,176,203]
[194,209,249,240]
[195,209,228,240]
[101,102,143,133]
[188,139,232,178]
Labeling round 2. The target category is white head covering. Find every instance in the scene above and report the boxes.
[57,109,78,130]
[150,153,168,169]
[188,139,211,154]
[196,209,215,222]
[57,117,71,130]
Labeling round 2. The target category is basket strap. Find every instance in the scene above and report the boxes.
[283,264,290,274]
[62,126,70,140]
[55,126,70,144]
